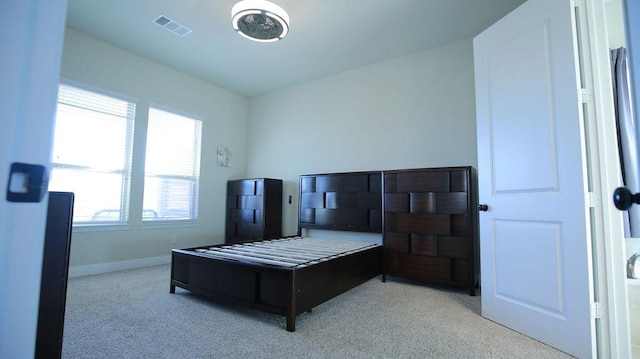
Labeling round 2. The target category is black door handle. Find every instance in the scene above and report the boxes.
[6,162,48,203]
[478,204,488,212]
[613,187,640,210]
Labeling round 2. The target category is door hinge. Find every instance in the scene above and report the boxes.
[579,88,592,104]
[591,302,602,319]
[586,192,600,208]
[572,0,585,8]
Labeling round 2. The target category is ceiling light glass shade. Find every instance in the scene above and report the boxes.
[231,0,289,42]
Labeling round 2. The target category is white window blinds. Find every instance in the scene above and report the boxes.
[143,107,202,221]
[50,83,136,224]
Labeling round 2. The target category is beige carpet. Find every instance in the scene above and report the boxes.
[62,264,574,358]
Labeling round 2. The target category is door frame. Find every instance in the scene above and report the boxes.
[576,0,630,357]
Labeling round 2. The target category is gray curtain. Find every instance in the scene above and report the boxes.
[611,47,640,237]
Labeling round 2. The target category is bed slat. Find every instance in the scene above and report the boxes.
[191,237,376,268]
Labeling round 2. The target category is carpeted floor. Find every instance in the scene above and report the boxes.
[62,264,574,358]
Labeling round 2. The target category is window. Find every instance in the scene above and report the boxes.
[142,107,202,222]
[49,83,135,224]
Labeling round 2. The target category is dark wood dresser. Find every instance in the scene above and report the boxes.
[225,178,282,244]
[383,167,479,295]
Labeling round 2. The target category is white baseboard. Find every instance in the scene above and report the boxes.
[68,255,171,278]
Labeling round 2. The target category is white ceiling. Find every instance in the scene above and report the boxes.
[65,0,526,97]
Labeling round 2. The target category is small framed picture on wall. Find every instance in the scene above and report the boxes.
[217,145,232,167]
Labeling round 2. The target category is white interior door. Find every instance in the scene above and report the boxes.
[0,1,67,358]
[474,0,595,358]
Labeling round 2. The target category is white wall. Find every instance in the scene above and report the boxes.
[246,39,478,237]
[60,29,249,268]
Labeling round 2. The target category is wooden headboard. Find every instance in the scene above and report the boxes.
[298,171,382,234]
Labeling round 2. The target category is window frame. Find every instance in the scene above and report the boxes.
[141,103,203,224]
[50,79,137,228]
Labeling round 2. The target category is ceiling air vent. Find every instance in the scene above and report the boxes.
[153,15,192,37]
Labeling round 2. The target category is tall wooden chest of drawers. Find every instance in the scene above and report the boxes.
[383,167,479,295]
[225,178,282,244]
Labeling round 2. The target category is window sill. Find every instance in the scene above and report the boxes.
[72,223,131,232]
[71,220,200,232]
[139,220,200,230]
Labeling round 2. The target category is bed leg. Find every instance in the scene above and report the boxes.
[286,316,296,332]
[469,280,479,296]
[381,273,386,282]
[287,272,296,332]
[170,284,175,293]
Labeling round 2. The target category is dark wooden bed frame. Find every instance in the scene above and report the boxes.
[170,241,381,331]
[170,171,383,331]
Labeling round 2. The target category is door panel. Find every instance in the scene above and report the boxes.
[474,0,594,357]
[489,22,559,193]
[494,220,563,313]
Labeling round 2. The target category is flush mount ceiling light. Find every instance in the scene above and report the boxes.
[231,0,289,42]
